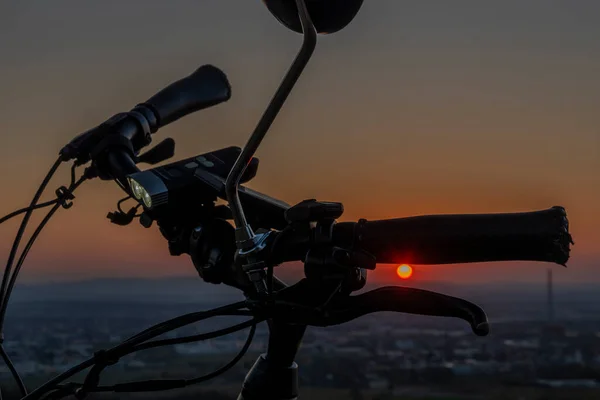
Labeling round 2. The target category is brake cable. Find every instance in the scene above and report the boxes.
[0,157,63,305]
[74,320,259,399]
[119,322,257,392]
[134,316,258,351]
[39,321,258,400]
[21,301,252,400]
[0,345,25,399]
[0,200,62,225]
[123,309,254,344]
[0,161,85,397]
[0,175,87,331]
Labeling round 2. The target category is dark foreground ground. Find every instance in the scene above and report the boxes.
[1,278,599,399]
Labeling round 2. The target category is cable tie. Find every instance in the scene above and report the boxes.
[55,186,75,209]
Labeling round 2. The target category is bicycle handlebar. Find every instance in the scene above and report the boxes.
[331,206,572,266]
[140,65,231,129]
[60,65,231,168]
[105,149,142,189]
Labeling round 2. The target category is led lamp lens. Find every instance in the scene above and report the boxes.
[128,178,152,208]
[129,178,144,199]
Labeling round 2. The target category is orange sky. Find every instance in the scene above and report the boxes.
[0,1,598,284]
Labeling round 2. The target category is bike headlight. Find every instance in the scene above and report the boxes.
[126,174,168,210]
[122,148,272,224]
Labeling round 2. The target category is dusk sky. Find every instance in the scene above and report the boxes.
[0,1,598,285]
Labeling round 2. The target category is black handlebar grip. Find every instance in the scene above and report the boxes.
[333,206,573,266]
[139,65,231,129]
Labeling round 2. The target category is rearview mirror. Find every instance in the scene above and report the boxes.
[263,0,364,34]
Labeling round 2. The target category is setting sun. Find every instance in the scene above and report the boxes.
[396,264,413,280]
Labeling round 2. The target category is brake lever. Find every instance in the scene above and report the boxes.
[137,138,175,165]
[326,286,490,336]
[263,280,489,337]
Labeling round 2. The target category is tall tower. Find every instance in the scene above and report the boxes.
[547,268,554,323]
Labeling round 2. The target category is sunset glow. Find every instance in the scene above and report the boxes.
[0,2,597,284]
[396,264,413,280]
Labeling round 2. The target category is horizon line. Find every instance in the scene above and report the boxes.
[15,275,600,288]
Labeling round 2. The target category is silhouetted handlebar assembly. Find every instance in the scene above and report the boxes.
[59,65,231,174]
[258,204,572,334]
[268,206,572,268]
[64,64,572,336]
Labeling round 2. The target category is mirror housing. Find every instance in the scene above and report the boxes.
[263,0,363,34]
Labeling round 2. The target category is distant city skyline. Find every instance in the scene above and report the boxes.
[0,1,598,284]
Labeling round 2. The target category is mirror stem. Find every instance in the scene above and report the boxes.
[225,0,317,249]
